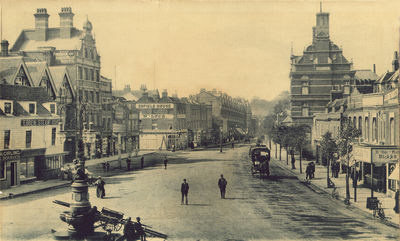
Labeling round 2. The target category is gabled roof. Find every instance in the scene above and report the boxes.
[11,28,83,52]
[387,69,399,83]
[375,71,394,84]
[49,65,75,98]
[0,56,34,86]
[25,62,57,95]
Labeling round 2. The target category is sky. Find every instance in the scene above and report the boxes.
[1,0,399,100]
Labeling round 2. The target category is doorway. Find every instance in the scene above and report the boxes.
[10,162,17,186]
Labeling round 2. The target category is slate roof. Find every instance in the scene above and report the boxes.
[0,56,27,85]
[0,84,53,102]
[11,28,83,52]
[354,70,379,84]
[375,71,394,84]
[25,62,48,86]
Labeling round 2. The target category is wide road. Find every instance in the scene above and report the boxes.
[1,145,398,240]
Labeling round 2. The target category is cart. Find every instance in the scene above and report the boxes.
[249,146,270,178]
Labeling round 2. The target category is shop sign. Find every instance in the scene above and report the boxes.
[140,113,173,119]
[353,145,371,162]
[21,119,59,126]
[136,103,174,109]
[372,149,399,164]
[0,150,21,161]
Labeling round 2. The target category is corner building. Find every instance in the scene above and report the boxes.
[290,9,354,127]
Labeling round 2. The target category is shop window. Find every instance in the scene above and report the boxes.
[4,130,10,149]
[19,157,35,179]
[0,160,4,179]
[4,102,12,114]
[50,104,56,114]
[26,130,32,148]
[52,128,56,146]
[29,103,36,114]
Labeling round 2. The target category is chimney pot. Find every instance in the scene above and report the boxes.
[1,40,9,57]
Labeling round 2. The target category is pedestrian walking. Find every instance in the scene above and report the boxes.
[141,156,144,169]
[306,163,312,180]
[126,156,132,171]
[291,150,296,169]
[95,177,106,199]
[181,179,189,205]
[218,174,228,198]
[393,188,400,214]
[164,157,168,169]
[134,217,146,241]
[310,161,315,179]
[231,142,234,149]
[123,217,136,241]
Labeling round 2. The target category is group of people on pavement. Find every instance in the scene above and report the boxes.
[180,174,228,205]
[305,162,315,180]
[123,217,146,241]
[330,161,341,178]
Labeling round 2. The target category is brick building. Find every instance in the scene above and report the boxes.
[10,7,113,161]
[290,8,355,127]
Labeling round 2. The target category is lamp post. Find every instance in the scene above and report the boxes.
[220,126,223,153]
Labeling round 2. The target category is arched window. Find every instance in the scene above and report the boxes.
[358,117,362,135]
[390,118,395,145]
[372,118,377,142]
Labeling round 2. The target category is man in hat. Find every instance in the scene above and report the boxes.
[123,217,136,241]
[95,177,106,198]
[134,217,146,241]
[218,174,228,199]
[181,179,189,205]
[126,156,132,171]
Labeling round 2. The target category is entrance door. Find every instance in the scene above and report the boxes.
[10,162,17,186]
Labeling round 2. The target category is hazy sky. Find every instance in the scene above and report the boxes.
[1,0,399,100]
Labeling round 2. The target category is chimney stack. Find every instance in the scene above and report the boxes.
[59,7,74,39]
[393,51,399,71]
[34,8,49,41]
[373,64,376,73]
[1,40,9,57]
[162,89,168,98]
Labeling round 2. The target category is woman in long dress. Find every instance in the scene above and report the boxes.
[95,177,105,198]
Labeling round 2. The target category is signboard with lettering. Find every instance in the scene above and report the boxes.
[21,119,59,126]
[136,103,174,109]
[0,150,21,162]
[139,113,174,119]
[372,149,399,164]
[353,145,371,162]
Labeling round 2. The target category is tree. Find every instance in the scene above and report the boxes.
[290,125,310,174]
[338,121,361,201]
[320,131,338,188]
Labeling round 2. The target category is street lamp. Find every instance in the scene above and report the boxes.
[220,126,223,153]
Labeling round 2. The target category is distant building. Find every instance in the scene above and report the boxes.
[10,7,113,161]
[194,89,249,142]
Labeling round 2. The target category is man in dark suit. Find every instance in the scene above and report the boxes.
[181,179,189,205]
[218,174,228,199]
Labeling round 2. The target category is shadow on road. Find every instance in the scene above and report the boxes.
[187,204,210,206]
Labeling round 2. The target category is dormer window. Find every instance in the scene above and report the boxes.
[29,103,36,114]
[50,104,56,114]
[4,102,12,114]
[15,77,23,85]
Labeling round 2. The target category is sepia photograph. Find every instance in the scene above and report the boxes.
[0,0,399,240]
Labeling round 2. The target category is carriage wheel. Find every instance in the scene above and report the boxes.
[114,222,123,231]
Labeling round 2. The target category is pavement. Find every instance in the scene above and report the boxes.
[0,150,157,201]
[271,147,400,228]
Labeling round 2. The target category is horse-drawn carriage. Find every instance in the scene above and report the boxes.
[249,145,270,178]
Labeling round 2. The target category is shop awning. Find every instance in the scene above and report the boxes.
[388,165,399,180]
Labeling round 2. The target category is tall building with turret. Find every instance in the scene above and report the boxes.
[10,8,113,161]
[290,8,355,127]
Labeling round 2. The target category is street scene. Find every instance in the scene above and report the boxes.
[0,0,399,240]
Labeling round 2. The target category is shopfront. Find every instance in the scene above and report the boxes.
[353,145,399,194]
[0,150,21,189]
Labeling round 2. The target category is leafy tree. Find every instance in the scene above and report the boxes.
[289,124,310,173]
[337,121,361,200]
[320,131,338,187]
